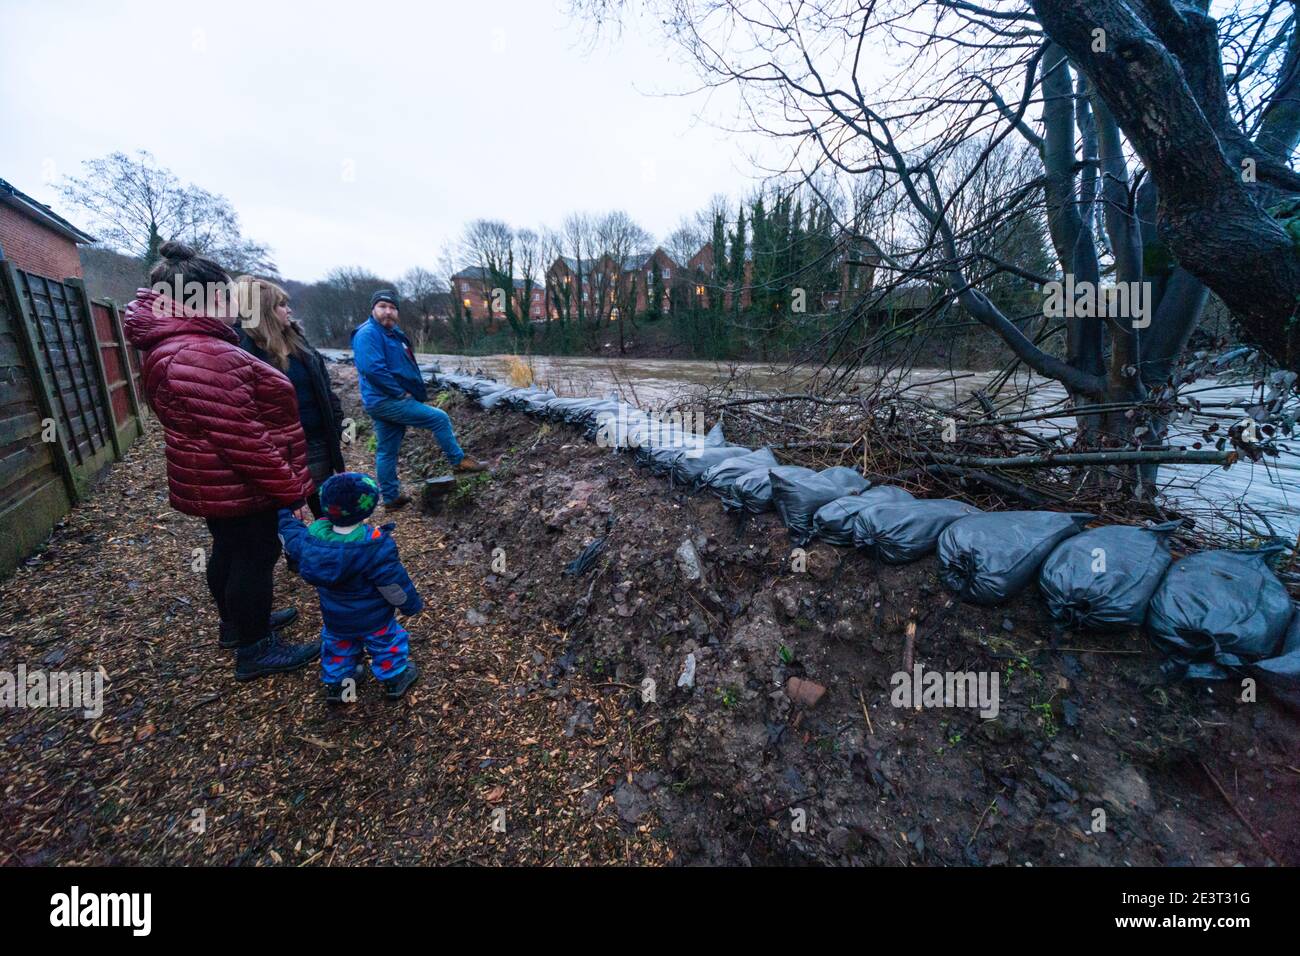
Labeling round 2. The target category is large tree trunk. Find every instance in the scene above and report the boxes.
[1031,0,1300,371]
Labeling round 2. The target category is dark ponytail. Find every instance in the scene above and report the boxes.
[149,240,231,288]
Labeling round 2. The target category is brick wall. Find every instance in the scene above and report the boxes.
[453,275,545,322]
[0,204,83,279]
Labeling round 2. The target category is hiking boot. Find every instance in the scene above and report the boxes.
[453,456,488,474]
[220,608,298,650]
[235,631,320,681]
[270,607,298,630]
[383,493,412,511]
[323,663,366,705]
[381,662,419,700]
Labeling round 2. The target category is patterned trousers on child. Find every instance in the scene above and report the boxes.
[320,617,410,684]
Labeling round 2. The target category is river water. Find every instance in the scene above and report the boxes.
[321,349,1299,542]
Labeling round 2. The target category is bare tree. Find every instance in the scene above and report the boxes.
[562,212,598,331]
[437,241,473,349]
[296,267,393,345]
[572,0,1300,488]
[664,218,703,267]
[60,150,275,274]
[596,210,653,352]
[398,267,447,349]
[514,228,544,330]
[462,218,527,337]
[541,226,570,325]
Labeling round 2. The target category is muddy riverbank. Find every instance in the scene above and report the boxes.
[399,370,1300,865]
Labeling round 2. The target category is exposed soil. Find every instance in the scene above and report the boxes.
[2,363,1297,866]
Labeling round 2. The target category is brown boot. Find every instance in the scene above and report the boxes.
[454,456,488,474]
[383,493,412,511]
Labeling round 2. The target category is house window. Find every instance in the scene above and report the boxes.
[463,298,471,308]
[663,268,671,280]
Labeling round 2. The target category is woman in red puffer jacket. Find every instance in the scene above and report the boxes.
[124,241,319,682]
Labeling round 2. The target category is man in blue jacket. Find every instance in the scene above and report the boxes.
[352,290,484,509]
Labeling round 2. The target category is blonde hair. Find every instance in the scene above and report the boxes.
[235,276,308,371]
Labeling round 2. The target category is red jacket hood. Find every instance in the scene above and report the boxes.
[123,288,240,350]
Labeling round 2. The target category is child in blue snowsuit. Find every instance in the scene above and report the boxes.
[278,472,423,702]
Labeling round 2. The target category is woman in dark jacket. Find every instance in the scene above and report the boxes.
[235,276,350,518]
[123,242,320,681]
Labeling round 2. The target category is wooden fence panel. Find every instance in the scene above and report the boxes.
[0,263,76,577]
[0,264,143,578]
[90,297,143,436]
[17,270,116,469]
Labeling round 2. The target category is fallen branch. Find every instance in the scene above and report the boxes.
[927,448,1235,469]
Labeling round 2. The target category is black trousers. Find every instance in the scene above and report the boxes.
[205,507,282,647]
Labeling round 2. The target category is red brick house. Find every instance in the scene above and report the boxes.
[0,178,95,278]
[623,248,678,314]
[687,241,753,310]
[451,266,545,325]
[690,234,881,312]
[545,248,683,321]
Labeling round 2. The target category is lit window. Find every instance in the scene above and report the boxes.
[463,298,471,308]
[696,285,704,295]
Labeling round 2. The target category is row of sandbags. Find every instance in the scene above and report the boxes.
[429,368,1300,707]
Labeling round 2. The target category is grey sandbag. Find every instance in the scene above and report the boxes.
[771,466,871,545]
[1038,522,1179,630]
[506,386,556,414]
[478,384,519,409]
[670,444,754,488]
[1246,606,1300,710]
[853,497,980,563]
[702,447,779,497]
[591,404,651,448]
[1145,548,1292,678]
[723,464,815,514]
[813,485,914,547]
[539,396,586,421]
[938,511,1092,606]
[564,397,620,427]
[640,421,726,474]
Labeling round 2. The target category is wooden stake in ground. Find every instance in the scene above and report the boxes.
[902,606,917,679]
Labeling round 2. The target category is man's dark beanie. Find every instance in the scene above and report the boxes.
[370,289,399,310]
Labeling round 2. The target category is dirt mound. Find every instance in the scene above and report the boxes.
[415,376,1300,866]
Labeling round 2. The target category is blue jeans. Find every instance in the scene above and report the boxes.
[367,397,464,501]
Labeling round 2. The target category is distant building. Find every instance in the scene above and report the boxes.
[450,266,545,323]
[545,247,681,320]
[0,177,95,278]
[537,231,886,320]
[687,241,752,310]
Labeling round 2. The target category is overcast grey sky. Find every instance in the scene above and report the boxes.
[1,0,775,281]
